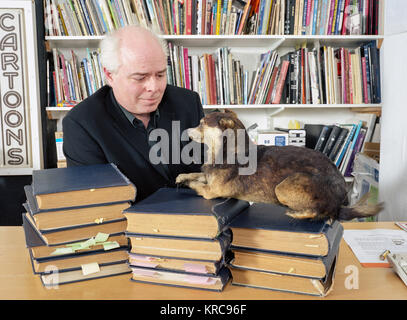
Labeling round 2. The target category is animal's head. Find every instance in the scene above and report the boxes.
[187,110,250,164]
[188,109,246,143]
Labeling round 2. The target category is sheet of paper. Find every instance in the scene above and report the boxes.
[343,229,407,267]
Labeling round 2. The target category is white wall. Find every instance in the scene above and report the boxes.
[378,0,407,220]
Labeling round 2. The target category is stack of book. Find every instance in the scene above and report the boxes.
[124,187,249,291]
[22,163,137,286]
[229,203,343,297]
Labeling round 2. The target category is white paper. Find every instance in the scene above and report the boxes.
[343,229,407,266]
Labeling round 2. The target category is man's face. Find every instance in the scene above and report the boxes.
[105,39,167,118]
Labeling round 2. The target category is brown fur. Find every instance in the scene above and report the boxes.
[176,110,383,221]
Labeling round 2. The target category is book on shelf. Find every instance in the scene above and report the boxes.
[321,124,342,156]
[31,163,136,210]
[126,229,233,262]
[229,202,343,256]
[44,0,379,36]
[24,185,130,230]
[124,187,249,239]
[40,262,131,286]
[230,255,337,296]
[130,264,231,291]
[128,250,233,275]
[327,125,350,161]
[314,125,332,152]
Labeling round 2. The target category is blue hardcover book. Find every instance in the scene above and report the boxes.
[23,184,130,231]
[334,123,357,167]
[312,0,319,35]
[31,163,136,210]
[230,254,337,296]
[229,202,344,256]
[126,229,233,263]
[128,250,234,276]
[40,261,131,287]
[334,0,343,34]
[29,246,129,275]
[230,219,343,279]
[22,211,127,246]
[130,264,231,292]
[124,187,249,239]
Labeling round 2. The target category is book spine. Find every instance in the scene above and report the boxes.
[272,60,290,104]
[344,128,366,176]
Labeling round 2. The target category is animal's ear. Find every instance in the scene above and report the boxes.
[224,109,237,117]
[219,118,235,129]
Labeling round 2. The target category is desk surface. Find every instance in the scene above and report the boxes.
[1,222,406,300]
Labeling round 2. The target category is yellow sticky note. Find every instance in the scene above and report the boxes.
[50,247,74,255]
[81,262,100,276]
[95,232,109,243]
[103,241,120,251]
[81,237,96,249]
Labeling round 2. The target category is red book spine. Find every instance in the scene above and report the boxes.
[341,0,350,35]
[265,67,279,104]
[183,47,190,90]
[341,48,346,103]
[348,51,353,104]
[52,71,60,104]
[185,0,192,35]
[272,61,290,104]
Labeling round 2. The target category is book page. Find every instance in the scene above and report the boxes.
[343,229,407,267]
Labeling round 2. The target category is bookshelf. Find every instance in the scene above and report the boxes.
[44,0,383,183]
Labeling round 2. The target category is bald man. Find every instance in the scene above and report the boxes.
[62,26,205,202]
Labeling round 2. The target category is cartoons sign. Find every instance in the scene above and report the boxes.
[0,9,31,168]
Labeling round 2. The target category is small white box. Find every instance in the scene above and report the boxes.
[257,130,288,146]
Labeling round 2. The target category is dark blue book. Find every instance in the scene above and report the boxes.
[40,262,131,287]
[229,203,344,257]
[22,212,127,246]
[128,250,234,276]
[314,125,333,152]
[124,187,249,239]
[130,265,231,292]
[230,220,342,279]
[30,246,129,275]
[126,229,233,263]
[24,185,130,231]
[31,163,136,210]
[230,254,337,296]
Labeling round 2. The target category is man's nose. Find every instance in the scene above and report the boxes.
[145,77,160,91]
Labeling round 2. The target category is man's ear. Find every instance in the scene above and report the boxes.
[103,67,113,85]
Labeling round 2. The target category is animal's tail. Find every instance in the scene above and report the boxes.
[337,192,384,221]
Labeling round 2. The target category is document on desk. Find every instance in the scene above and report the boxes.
[343,229,407,267]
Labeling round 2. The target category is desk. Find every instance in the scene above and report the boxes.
[0,222,406,300]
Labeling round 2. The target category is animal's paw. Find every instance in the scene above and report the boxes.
[175,173,190,185]
[286,209,318,220]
